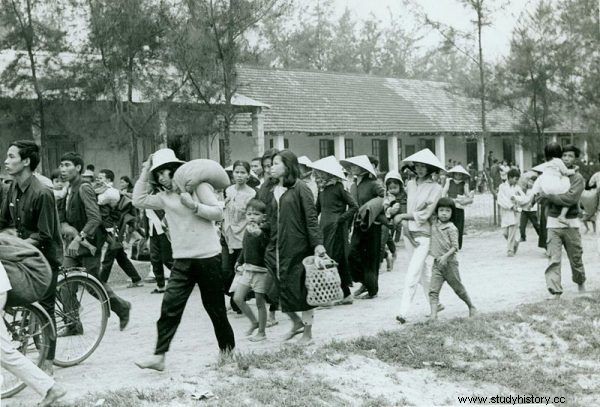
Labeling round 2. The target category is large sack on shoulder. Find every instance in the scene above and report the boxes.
[0,234,52,306]
[173,159,230,192]
[581,189,599,216]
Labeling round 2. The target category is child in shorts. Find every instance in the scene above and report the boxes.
[428,198,476,321]
[233,198,271,342]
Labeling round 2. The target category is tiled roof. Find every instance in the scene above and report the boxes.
[232,66,585,135]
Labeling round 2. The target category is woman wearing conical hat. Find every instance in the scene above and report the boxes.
[340,155,385,299]
[442,165,473,250]
[394,149,444,324]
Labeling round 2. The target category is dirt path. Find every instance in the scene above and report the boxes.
[6,229,599,406]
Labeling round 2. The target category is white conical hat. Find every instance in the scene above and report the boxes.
[150,148,185,173]
[448,165,470,177]
[340,155,377,177]
[401,148,445,171]
[309,156,345,180]
[224,165,233,172]
[384,170,403,184]
[298,156,312,167]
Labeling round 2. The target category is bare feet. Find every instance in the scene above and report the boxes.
[38,385,67,407]
[134,354,165,371]
[246,322,259,336]
[297,334,313,345]
[266,318,279,328]
[248,332,267,342]
[578,283,586,293]
[469,307,478,317]
[283,322,304,341]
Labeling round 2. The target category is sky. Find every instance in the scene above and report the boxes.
[330,0,539,61]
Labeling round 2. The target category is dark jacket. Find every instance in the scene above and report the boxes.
[545,172,585,219]
[264,180,323,312]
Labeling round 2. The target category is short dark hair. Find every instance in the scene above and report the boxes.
[9,140,40,171]
[120,176,133,188]
[368,155,379,169]
[232,160,251,174]
[562,144,581,158]
[262,148,279,166]
[436,197,455,213]
[99,169,115,182]
[50,169,61,181]
[60,152,84,172]
[86,164,95,172]
[507,168,521,179]
[246,198,266,214]
[544,142,563,161]
[251,157,262,163]
[274,150,300,188]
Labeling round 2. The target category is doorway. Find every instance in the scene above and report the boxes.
[466,139,478,169]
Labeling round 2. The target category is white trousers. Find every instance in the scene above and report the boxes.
[398,236,433,318]
[1,314,54,397]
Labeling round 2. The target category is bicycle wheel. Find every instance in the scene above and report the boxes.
[1,304,52,399]
[53,275,109,367]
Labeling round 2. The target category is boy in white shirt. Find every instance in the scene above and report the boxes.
[497,169,528,257]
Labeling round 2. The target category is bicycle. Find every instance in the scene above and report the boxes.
[1,266,110,398]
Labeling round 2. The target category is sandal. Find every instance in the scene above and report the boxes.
[151,287,166,294]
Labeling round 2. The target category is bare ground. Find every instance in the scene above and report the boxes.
[5,227,599,406]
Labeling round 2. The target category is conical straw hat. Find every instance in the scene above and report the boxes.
[297,156,312,167]
[150,148,185,173]
[384,170,404,184]
[309,156,345,180]
[340,155,377,177]
[401,148,445,171]
[448,165,470,177]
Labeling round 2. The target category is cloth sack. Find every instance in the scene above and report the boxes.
[173,159,230,193]
[0,234,52,306]
[131,237,150,261]
[303,255,343,306]
[581,189,599,216]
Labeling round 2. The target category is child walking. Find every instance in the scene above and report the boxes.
[233,199,272,342]
[497,168,527,257]
[428,198,477,320]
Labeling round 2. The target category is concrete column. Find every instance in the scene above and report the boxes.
[334,134,345,160]
[273,134,285,151]
[435,134,446,166]
[550,134,558,143]
[582,138,589,162]
[515,137,525,171]
[387,135,399,172]
[158,107,168,148]
[477,134,485,172]
[251,108,265,157]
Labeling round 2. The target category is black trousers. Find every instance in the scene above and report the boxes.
[38,266,59,360]
[155,256,235,354]
[99,247,142,283]
[520,210,540,240]
[63,252,130,319]
[452,208,465,250]
[150,233,173,289]
[349,223,382,297]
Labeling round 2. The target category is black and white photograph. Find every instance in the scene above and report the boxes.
[0,0,598,405]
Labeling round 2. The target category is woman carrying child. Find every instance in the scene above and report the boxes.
[222,161,256,311]
[264,150,326,344]
[394,149,444,324]
[442,165,473,249]
[311,156,358,304]
[341,155,385,299]
[382,170,407,272]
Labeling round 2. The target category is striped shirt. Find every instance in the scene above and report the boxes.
[429,220,459,259]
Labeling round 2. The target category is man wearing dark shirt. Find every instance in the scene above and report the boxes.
[58,152,131,333]
[0,140,63,372]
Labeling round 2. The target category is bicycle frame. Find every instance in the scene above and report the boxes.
[3,302,56,339]
[57,268,112,315]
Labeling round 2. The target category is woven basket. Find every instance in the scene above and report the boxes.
[303,255,343,306]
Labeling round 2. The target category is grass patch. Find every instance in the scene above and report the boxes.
[64,292,600,406]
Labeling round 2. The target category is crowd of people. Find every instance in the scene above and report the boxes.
[0,138,598,405]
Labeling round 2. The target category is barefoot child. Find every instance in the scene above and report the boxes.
[233,199,271,342]
[497,169,528,256]
[428,198,476,320]
[531,143,576,225]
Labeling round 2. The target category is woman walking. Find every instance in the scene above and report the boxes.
[311,156,358,304]
[133,149,235,371]
[222,161,256,310]
[341,155,385,299]
[265,150,326,344]
[395,149,444,324]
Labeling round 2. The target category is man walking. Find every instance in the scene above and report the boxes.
[539,144,586,299]
[58,152,131,333]
[0,140,63,373]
